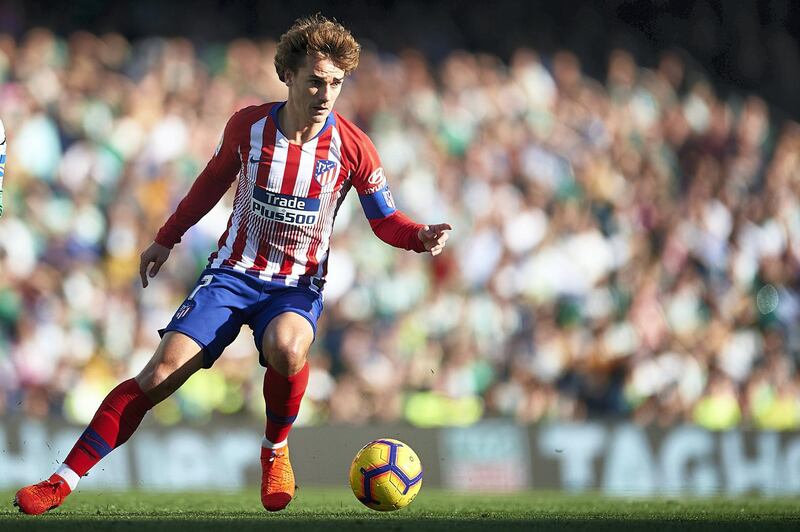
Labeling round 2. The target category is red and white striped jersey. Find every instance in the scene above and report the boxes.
[156,102,422,292]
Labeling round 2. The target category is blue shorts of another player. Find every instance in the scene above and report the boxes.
[159,267,323,368]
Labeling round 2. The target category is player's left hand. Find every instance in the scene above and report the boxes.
[418,223,452,256]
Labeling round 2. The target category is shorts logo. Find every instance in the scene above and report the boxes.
[315,159,339,187]
[175,300,196,320]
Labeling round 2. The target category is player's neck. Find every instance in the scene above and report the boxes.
[278,103,325,145]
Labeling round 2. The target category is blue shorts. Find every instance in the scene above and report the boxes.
[159,268,323,368]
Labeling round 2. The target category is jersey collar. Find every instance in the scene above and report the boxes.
[270,101,336,142]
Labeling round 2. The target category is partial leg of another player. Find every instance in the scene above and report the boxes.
[259,312,314,511]
[14,332,204,514]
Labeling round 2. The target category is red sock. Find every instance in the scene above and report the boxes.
[264,362,309,444]
[64,379,154,476]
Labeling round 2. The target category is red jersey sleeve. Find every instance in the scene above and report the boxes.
[154,110,245,249]
[344,123,426,253]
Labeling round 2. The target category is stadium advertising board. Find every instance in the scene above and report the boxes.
[2,419,800,495]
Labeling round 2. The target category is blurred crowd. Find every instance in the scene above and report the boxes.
[1,28,800,431]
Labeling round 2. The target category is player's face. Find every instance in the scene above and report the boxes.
[286,55,345,124]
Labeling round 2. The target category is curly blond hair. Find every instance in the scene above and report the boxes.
[274,14,361,82]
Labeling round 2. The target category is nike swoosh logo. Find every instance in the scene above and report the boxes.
[249,156,266,164]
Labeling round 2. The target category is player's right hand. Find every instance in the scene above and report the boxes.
[139,242,171,288]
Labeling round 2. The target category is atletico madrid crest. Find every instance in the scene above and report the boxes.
[315,159,338,187]
[174,300,195,320]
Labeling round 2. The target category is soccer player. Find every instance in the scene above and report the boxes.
[14,15,451,514]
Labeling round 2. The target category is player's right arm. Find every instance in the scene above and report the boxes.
[139,110,245,287]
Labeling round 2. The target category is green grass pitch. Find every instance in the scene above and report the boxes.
[2,487,799,531]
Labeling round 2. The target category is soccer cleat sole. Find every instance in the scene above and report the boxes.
[263,495,291,512]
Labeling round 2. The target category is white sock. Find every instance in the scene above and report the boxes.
[55,464,80,491]
[262,437,287,449]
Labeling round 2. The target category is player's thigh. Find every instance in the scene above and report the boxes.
[260,312,316,373]
[252,285,323,371]
[162,269,256,368]
[135,331,205,395]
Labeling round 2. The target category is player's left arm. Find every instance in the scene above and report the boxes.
[354,154,451,255]
[368,208,452,256]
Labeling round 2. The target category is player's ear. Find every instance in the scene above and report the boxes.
[284,69,294,87]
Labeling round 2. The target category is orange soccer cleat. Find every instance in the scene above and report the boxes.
[14,474,72,515]
[260,445,295,511]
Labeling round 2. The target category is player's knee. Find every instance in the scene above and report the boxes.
[135,346,204,404]
[136,360,173,392]
[153,360,182,387]
[137,332,204,390]
[268,340,308,375]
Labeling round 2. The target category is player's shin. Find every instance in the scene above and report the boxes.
[61,378,154,486]
[263,362,309,447]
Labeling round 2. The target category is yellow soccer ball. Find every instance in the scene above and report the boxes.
[349,438,423,511]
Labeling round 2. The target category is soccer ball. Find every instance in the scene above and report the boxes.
[349,438,423,511]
